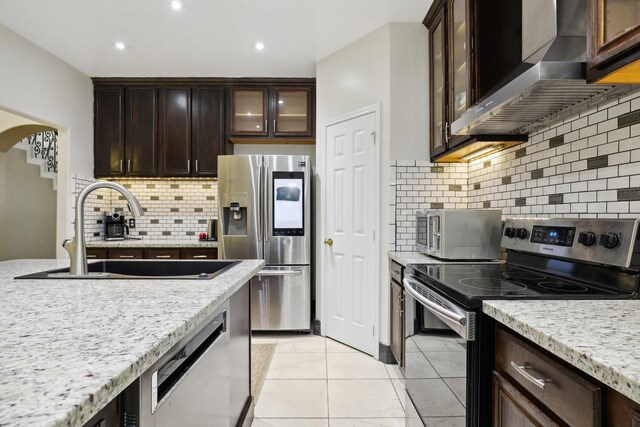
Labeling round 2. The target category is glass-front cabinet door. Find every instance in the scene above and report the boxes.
[450,0,468,122]
[603,0,640,45]
[588,0,640,82]
[430,9,447,156]
[230,88,268,135]
[274,88,312,136]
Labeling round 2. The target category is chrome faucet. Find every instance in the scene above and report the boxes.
[63,182,144,275]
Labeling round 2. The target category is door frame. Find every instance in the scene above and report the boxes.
[321,103,381,358]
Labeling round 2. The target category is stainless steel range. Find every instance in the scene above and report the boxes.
[403,218,640,427]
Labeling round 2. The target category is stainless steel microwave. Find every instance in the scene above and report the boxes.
[415,209,502,260]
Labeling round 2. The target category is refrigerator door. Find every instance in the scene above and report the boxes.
[251,266,311,330]
[263,155,311,265]
[218,155,263,259]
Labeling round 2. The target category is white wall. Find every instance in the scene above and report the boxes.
[0,149,57,260]
[0,24,93,258]
[316,22,428,349]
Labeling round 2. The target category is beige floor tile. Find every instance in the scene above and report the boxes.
[412,335,465,352]
[385,363,404,379]
[330,418,407,426]
[252,418,329,427]
[266,352,327,379]
[328,379,404,418]
[405,338,420,353]
[276,335,327,352]
[326,338,360,353]
[421,417,465,426]
[254,379,328,418]
[327,353,389,379]
[404,379,465,417]
[422,351,466,378]
[403,352,439,379]
[391,378,407,410]
[443,378,465,407]
[252,333,281,344]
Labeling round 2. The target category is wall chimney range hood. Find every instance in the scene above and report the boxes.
[451,0,630,136]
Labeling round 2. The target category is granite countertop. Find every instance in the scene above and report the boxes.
[87,239,218,248]
[388,251,445,266]
[0,258,263,427]
[484,300,640,404]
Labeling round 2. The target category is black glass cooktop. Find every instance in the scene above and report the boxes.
[407,263,630,309]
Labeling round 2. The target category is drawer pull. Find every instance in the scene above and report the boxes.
[192,255,208,259]
[87,255,97,258]
[510,361,547,389]
[155,255,172,259]
[119,255,135,259]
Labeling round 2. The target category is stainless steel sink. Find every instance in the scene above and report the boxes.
[15,260,239,280]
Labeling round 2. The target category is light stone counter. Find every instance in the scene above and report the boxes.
[86,239,218,248]
[388,251,445,266]
[0,258,263,427]
[483,299,640,404]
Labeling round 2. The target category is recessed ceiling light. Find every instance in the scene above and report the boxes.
[171,1,182,10]
[255,42,265,51]
[115,42,126,50]
[278,100,284,104]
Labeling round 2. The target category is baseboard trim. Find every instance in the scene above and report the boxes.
[378,343,397,364]
[312,319,321,335]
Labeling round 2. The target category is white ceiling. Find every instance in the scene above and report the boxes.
[0,0,430,78]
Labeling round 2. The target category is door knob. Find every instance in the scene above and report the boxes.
[324,238,333,246]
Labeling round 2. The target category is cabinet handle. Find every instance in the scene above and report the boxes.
[510,361,547,389]
[445,122,450,144]
[155,255,172,259]
[87,254,97,259]
[187,160,191,173]
[273,119,276,132]
[119,255,135,259]
[128,159,131,172]
[264,119,267,131]
[195,160,198,173]
[120,159,124,173]
[192,255,208,259]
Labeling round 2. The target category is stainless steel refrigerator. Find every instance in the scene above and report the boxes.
[218,155,311,331]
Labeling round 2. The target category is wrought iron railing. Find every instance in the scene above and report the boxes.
[26,131,58,173]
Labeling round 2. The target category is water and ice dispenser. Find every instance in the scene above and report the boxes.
[221,193,248,236]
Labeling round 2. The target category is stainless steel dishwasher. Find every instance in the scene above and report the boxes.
[121,302,230,426]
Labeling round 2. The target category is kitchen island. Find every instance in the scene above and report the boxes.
[484,299,640,405]
[0,258,263,427]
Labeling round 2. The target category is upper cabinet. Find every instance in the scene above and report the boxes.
[424,0,526,163]
[425,0,476,158]
[229,85,314,139]
[94,86,158,177]
[93,78,313,178]
[587,0,640,83]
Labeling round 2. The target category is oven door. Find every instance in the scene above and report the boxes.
[402,275,473,426]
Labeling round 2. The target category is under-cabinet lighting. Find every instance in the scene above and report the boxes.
[460,145,503,161]
[171,1,183,10]
[115,42,126,50]
[255,42,265,51]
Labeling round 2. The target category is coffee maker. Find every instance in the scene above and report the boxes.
[105,212,128,240]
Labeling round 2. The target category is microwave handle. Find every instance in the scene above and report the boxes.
[402,277,466,326]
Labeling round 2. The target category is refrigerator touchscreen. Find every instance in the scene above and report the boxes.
[273,171,304,236]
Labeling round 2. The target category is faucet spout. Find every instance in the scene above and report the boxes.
[65,182,144,275]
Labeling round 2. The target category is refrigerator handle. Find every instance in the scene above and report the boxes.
[257,269,302,276]
[264,158,269,243]
[257,160,262,243]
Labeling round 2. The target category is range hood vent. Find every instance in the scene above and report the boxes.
[451,0,630,136]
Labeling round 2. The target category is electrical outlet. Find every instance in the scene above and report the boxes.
[129,218,136,229]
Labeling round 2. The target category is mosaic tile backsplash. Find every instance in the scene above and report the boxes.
[391,88,640,252]
[72,177,218,242]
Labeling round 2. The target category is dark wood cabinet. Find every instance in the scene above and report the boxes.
[192,87,224,177]
[159,87,191,176]
[86,246,217,260]
[587,0,640,83]
[389,261,405,366]
[493,371,560,427]
[94,87,125,177]
[229,85,314,139]
[125,87,158,176]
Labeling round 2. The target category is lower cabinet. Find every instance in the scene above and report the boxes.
[493,325,640,426]
[86,247,218,259]
[389,261,405,366]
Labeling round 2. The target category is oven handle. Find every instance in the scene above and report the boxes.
[402,277,466,327]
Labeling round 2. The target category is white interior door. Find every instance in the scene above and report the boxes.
[324,111,378,356]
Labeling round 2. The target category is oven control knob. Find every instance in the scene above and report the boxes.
[578,231,596,247]
[599,232,619,249]
[516,228,528,240]
[504,227,516,238]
